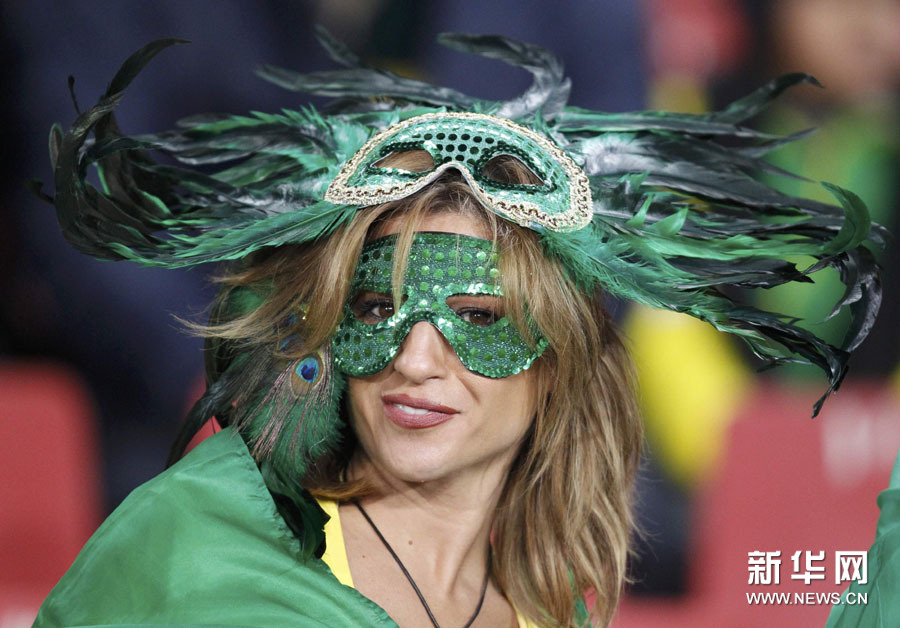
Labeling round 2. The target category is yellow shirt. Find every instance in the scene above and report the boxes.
[317,498,537,628]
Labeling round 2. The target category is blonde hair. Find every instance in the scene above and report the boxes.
[201,152,642,627]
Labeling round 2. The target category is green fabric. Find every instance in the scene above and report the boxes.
[32,428,396,628]
[826,447,900,627]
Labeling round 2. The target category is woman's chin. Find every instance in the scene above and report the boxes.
[381,451,460,485]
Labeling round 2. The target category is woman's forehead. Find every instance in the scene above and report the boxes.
[371,211,493,241]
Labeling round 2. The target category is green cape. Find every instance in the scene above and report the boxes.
[32,428,395,628]
[826,447,900,628]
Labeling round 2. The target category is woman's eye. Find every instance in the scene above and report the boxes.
[350,292,395,324]
[455,307,499,327]
[447,295,504,327]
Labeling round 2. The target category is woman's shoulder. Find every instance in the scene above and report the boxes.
[33,428,397,628]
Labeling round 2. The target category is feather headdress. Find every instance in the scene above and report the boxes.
[38,30,882,469]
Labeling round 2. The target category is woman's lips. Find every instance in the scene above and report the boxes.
[381,394,458,429]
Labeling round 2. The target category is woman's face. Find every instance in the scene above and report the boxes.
[346,212,539,488]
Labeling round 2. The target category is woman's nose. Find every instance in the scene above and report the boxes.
[391,321,452,382]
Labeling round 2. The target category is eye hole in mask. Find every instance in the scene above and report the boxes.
[372,149,434,172]
[481,154,544,187]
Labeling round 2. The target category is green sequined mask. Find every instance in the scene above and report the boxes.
[325,112,592,232]
[333,232,548,378]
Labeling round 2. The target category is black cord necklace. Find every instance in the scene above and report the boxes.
[352,500,491,628]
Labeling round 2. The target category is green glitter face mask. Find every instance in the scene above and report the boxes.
[333,232,548,378]
[325,112,592,232]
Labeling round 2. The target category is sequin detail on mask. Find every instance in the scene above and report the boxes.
[333,232,548,378]
[324,112,592,233]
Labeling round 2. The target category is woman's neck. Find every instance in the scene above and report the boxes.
[345,454,507,591]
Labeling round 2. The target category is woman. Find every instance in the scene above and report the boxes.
[32,33,880,628]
